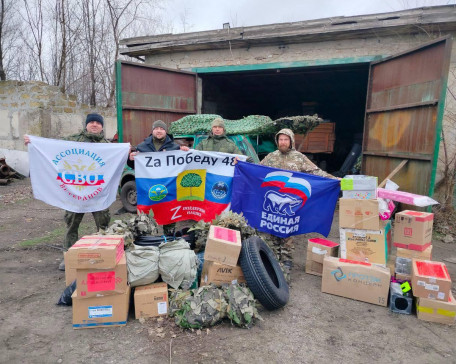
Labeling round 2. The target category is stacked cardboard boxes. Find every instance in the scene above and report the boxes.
[305,238,339,276]
[339,198,391,266]
[412,259,455,324]
[66,235,130,329]
[200,225,244,286]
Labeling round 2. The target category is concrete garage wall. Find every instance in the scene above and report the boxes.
[0,81,117,175]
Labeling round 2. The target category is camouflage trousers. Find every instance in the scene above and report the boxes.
[259,233,295,283]
[63,209,111,249]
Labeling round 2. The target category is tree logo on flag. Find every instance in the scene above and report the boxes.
[176,169,206,201]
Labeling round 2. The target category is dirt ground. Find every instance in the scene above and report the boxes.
[1,178,455,364]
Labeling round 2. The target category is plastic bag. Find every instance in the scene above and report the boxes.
[56,280,76,306]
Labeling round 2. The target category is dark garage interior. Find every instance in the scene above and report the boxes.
[200,63,370,173]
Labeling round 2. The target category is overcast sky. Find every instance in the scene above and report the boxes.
[162,0,456,34]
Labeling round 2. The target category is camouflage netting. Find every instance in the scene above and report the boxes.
[169,283,262,329]
[189,210,257,253]
[98,212,159,248]
[169,114,322,136]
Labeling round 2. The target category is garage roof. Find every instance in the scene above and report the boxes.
[120,5,456,57]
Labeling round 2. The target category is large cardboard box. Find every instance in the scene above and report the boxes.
[204,225,242,267]
[394,210,433,251]
[64,252,77,286]
[339,198,380,230]
[134,282,168,319]
[76,254,128,298]
[72,286,130,329]
[321,256,391,306]
[200,261,246,286]
[396,245,432,261]
[67,235,124,269]
[417,291,456,325]
[339,221,392,266]
[411,260,452,301]
[306,238,339,276]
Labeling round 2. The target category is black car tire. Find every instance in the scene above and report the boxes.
[239,236,289,310]
[120,180,137,213]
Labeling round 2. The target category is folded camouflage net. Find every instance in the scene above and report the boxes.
[169,283,262,329]
[169,114,322,136]
[98,212,159,248]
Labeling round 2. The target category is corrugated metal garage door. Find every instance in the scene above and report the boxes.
[363,36,452,197]
[116,61,197,146]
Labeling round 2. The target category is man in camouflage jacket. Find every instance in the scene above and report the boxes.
[195,118,243,154]
[260,128,337,178]
[259,128,337,282]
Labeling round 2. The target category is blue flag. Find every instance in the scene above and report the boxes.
[231,161,340,238]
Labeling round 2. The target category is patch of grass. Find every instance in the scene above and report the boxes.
[19,222,97,248]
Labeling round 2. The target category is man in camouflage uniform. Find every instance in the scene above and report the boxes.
[195,118,243,154]
[25,113,111,270]
[260,128,338,282]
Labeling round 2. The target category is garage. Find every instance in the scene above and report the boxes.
[198,63,369,171]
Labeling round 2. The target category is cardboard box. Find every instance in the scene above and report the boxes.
[307,238,339,264]
[305,259,324,276]
[76,254,128,298]
[204,225,242,267]
[64,252,77,286]
[339,221,392,266]
[417,291,456,325]
[393,210,433,251]
[72,286,130,329]
[339,198,380,230]
[342,190,377,200]
[411,260,452,301]
[200,261,246,286]
[341,175,378,191]
[67,235,124,269]
[134,282,168,319]
[396,245,432,260]
[321,256,391,306]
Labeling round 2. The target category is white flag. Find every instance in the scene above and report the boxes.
[28,135,129,213]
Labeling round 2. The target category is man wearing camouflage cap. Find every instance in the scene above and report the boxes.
[260,128,338,282]
[195,118,243,154]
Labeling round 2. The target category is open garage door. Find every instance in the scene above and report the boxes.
[116,61,198,145]
[363,36,452,197]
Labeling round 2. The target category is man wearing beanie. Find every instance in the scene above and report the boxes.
[24,112,111,271]
[128,119,189,235]
[195,117,243,155]
[133,120,182,154]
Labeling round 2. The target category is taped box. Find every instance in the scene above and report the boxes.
[66,235,124,269]
[394,210,433,251]
[204,225,241,267]
[134,282,168,319]
[321,256,390,306]
[396,245,432,261]
[411,260,452,302]
[339,220,391,266]
[339,198,380,230]
[72,286,130,329]
[76,254,128,298]
[200,260,246,286]
[417,291,456,325]
[305,238,339,276]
